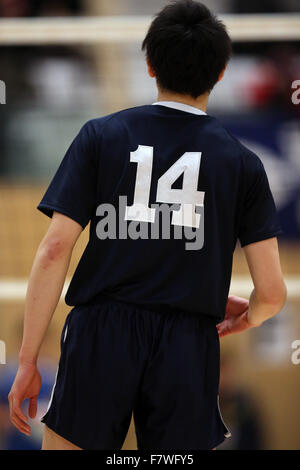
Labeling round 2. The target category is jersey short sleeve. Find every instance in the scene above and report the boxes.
[238,155,282,247]
[37,121,98,229]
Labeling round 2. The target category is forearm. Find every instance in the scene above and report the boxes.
[247,284,287,326]
[19,240,73,365]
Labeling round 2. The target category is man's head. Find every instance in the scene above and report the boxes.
[142,0,232,99]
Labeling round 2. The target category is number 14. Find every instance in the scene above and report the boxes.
[125,145,205,229]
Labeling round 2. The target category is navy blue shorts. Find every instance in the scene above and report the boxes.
[41,295,230,450]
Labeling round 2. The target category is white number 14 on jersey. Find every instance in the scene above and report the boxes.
[125,145,205,229]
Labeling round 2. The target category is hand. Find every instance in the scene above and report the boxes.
[8,362,42,436]
[217,295,258,338]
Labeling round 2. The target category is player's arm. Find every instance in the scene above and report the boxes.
[8,211,82,435]
[244,237,286,325]
[217,237,286,338]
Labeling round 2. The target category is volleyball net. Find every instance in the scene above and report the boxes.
[0,14,300,44]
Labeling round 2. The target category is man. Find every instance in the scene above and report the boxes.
[8,0,286,450]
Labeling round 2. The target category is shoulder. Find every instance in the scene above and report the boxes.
[68,106,154,161]
[83,105,154,135]
[208,117,263,171]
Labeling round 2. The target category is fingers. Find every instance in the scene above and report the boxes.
[225,295,249,317]
[11,415,30,436]
[217,321,229,338]
[8,394,31,436]
[218,311,253,338]
[218,330,229,338]
[29,396,38,419]
[9,394,28,422]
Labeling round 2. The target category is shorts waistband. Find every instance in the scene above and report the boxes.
[79,292,218,327]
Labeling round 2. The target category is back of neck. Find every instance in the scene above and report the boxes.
[156,90,209,113]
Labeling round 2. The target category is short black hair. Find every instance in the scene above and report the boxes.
[142,0,232,98]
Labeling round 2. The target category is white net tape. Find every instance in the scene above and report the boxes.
[0,14,300,45]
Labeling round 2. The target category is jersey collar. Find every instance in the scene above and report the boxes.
[152,101,207,116]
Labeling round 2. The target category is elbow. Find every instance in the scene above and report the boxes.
[256,280,287,310]
[39,237,71,267]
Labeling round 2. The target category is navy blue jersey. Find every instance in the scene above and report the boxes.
[38,102,282,322]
